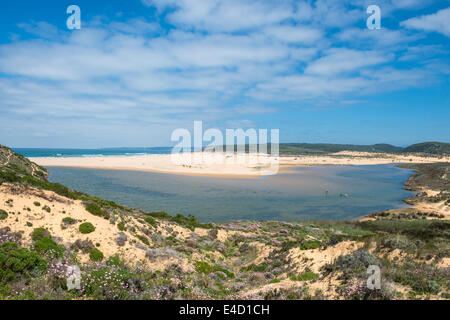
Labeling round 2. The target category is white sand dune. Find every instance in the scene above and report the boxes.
[31,151,450,178]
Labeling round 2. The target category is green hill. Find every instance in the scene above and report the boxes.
[0,145,48,180]
[403,142,450,155]
[264,142,449,155]
[278,143,404,155]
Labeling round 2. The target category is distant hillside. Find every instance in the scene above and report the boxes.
[0,145,48,180]
[403,142,450,155]
[224,142,449,156]
[278,143,404,155]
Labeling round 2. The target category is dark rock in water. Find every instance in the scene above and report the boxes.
[116,232,128,246]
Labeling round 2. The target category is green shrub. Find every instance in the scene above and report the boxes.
[145,211,172,219]
[82,265,131,299]
[335,250,377,271]
[213,265,235,278]
[242,263,268,272]
[359,220,450,241]
[144,217,157,227]
[166,235,180,244]
[0,242,47,283]
[89,248,104,262]
[290,271,319,281]
[145,212,212,230]
[33,237,63,258]
[33,201,41,207]
[42,205,51,213]
[136,235,149,246]
[31,228,51,241]
[193,262,234,278]
[0,209,7,220]
[195,261,213,274]
[389,262,446,294]
[270,278,281,284]
[85,203,102,215]
[79,222,96,234]
[117,222,125,231]
[106,254,124,267]
[85,203,109,219]
[300,240,321,250]
[171,213,213,231]
[62,217,76,225]
[26,222,33,227]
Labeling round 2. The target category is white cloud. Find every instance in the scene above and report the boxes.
[264,25,323,44]
[336,28,419,48]
[17,21,59,39]
[401,7,450,37]
[305,48,390,75]
[142,0,294,32]
[391,0,432,9]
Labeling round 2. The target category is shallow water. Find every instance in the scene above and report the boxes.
[46,165,415,222]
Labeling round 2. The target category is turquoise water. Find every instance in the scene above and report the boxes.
[13,147,173,158]
[45,165,415,222]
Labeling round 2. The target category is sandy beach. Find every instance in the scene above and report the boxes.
[30,151,450,178]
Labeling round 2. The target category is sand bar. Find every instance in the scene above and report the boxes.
[30,151,450,178]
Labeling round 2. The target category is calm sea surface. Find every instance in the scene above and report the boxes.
[45,165,415,222]
[14,147,173,158]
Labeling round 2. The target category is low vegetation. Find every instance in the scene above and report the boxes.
[79,223,96,234]
[89,248,104,262]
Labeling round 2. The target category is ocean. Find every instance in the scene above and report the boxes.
[13,147,174,158]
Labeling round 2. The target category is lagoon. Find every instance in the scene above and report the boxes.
[46,165,415,222]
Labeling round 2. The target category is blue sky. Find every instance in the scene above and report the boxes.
[0,0,449,148]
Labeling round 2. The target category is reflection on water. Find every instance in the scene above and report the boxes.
[47,165,415,222]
